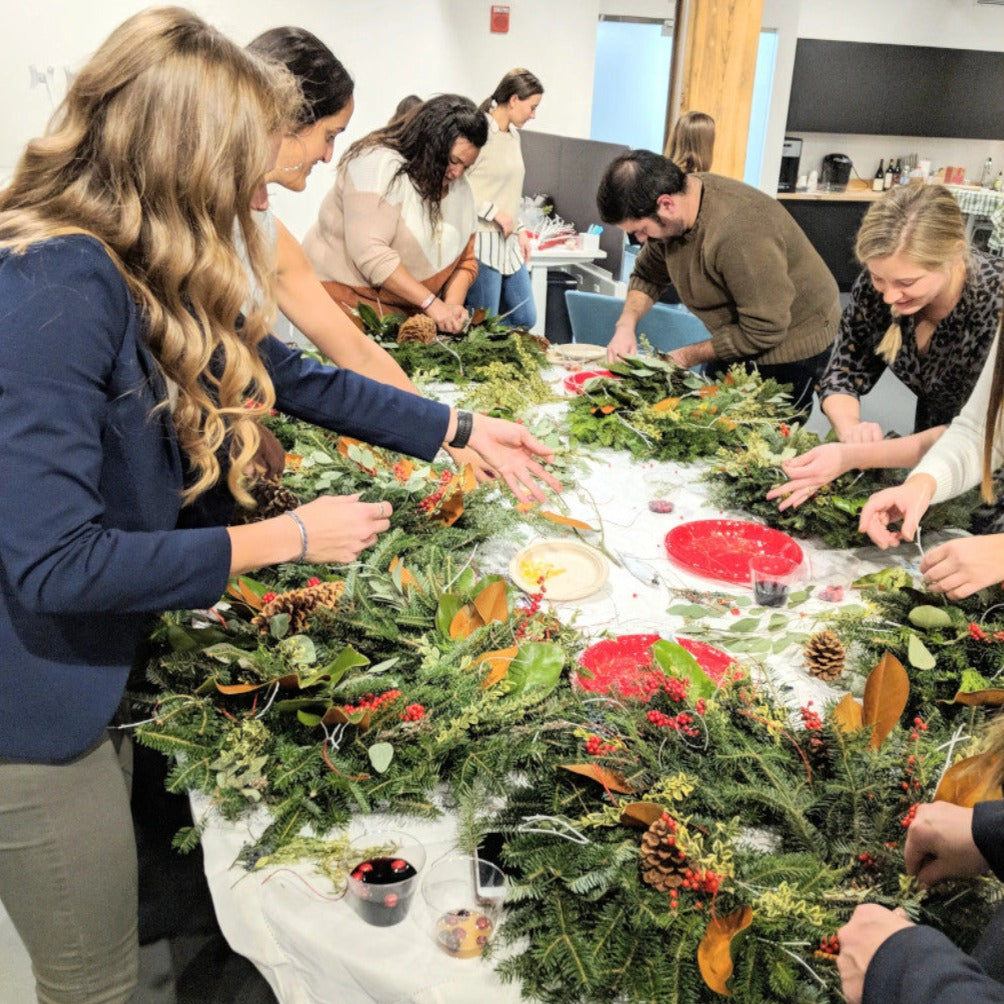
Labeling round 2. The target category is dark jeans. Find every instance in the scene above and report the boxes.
[706,344,833,417]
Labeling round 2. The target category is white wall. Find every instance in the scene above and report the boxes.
[0,0,612,239]
[761,0,1004,190]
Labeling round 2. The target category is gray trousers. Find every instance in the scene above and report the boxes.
[0,732,138,1003]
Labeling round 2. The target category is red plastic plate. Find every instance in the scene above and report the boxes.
[562,369,617,395]
[664,519,803,585]
[572,633,733,697]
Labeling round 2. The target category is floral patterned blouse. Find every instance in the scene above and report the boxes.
[816,251,1004,432]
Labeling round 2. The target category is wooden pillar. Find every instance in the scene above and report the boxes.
[667,0,765,180]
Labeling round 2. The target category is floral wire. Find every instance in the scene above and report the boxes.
[763,940,831,990]
[933,723,971,794]
[517,815,591,844]
[445,543,479,591]
[254,681,281,720]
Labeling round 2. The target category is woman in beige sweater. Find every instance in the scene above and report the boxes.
[463,68,544,328]
[303,95,487,334]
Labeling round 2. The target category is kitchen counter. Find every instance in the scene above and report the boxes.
[777,180,884,202]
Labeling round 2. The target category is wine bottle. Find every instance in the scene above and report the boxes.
[872,159,885,193]
[884,156,894,189]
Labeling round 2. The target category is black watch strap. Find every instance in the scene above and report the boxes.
[448,409,474,449]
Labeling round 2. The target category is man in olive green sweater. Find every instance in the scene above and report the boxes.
[597,149,839,410]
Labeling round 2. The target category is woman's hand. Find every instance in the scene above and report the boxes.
[468,414,562,504]
[766,443,852,510]
[426,299,469,334]
[839,420,884,444]
[904,802,988,886]
[445,445,497,483]
[857,474,937,549]
[518,229,533,264]
[494,210,514,237]
[920,535,1004,600]
[295,494,392,564]
[837,905,914,1004]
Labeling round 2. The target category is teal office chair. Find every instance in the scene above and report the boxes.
[564,289,710,354]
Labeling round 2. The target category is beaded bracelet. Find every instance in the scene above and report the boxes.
[285,510,309,563]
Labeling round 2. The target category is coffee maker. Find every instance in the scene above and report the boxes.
[778,137,801,193]
[820,153,853,192]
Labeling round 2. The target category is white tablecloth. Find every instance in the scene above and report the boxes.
[196,378,926,1003]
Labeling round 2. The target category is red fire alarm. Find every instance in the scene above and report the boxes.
[491,5,510,33]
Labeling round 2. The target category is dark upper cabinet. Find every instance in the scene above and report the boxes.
[786,39,1004,139]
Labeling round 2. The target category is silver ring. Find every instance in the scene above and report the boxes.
[380,502,387,518]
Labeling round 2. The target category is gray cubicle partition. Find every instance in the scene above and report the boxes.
[520,130,629,281]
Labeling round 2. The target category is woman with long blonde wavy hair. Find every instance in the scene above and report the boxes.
[0,9,559,1002]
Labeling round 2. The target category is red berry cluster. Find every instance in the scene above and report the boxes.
[818,934,840,957]
[681,865,722,895]
[968,622,1004,642]
[514,579,547,641]
[856,851,878,871]
[779,423,791,437]
[418,470,456,514]
[342,689,403,716]
[646,709,699,737]
[900,717,928,794]
[261,592,276,605]
[306,577,321,588]
[400,703,425,722]
[800,702,823,731]
[901,803,919,829]
[584,734,618,756]
[392,460,411,482]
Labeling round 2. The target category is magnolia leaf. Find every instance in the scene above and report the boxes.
[539,510,596,532]
[651,640,714,699]
[368,742,394,774]
[323,705,372,731]
[435,594,464,637]
[437,480,466,527]
[474,646,518,689]
[389,556,420,592]
[832,693,864,733]
[296,709,323,727]
[215,680,265,695]
[559,763,636,794]
[620,802,667,828]
[908,604,954,630]
[505,641,564,697]
[862,651,910,749]
[473,579,509,626]
[907,632,936,670]
[946,689,1004,707]
[934,751,1004,807]
[697,905,754,997]
[450,604,483,640]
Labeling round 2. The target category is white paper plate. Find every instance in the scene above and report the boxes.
[546,342,607,366]
[509,539,609,601]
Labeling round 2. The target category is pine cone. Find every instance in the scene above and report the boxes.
[640,813,689,891]
[397,313,437,345]
[235,476,300,524]
[804,629,846,681]
[253,581,345,633]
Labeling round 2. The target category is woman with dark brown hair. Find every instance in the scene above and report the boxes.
[303,94,488,333]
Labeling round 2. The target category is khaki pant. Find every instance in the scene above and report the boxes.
[0,732,138,1003]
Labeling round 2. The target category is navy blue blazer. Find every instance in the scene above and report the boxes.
[0,236,449,763]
